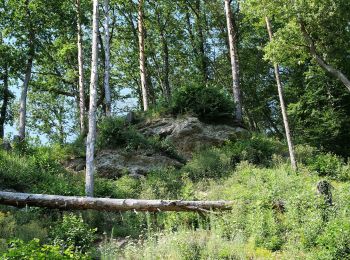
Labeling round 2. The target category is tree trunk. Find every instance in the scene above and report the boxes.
[299,20,350,92]
[138,0,149,111]
[157,13,171,102]
[103,0,112,116]
[0,64,9,139]
[76,0,86,135]
[18,0,34,140]
[0,191,232,212]
[224,0,243,124]
[86,0,99,197]
[194,0,208,83]
[265,17,297,171]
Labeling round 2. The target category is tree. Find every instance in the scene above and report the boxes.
[76,0,86,134]
[103,0,112,116]
[86,0,99,197]
[18,0,35,140]
[224,0,242,124]
[298,19,350,92]
[138,0,149,111]
[265,16,297,170]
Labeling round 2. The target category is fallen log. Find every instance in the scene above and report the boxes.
[0,191,232,212]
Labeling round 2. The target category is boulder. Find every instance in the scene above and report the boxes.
[95,149,183,179]
[138,116,246,158]
[66,148,183,179]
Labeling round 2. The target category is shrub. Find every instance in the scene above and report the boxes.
[50,214,96,253]
[96,117,184,161]
[0,150,83,195]
[2,239,87,260]
[171,84,234,119]
[316,218,350,259]
[228,135,287,167]
[306,153,344,179]
[96,117,146,150]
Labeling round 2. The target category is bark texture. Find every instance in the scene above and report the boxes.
[156,12,171,102]
[299,20,350,92]
[0,64,9,139]
[0,191,232,212]
[18,0,35,140]
[103,0,112,116]
[138,0,149,111]
[265,17,297,171]
[86,0,99,197]
[76,0,86,134]
[224,0,243,123]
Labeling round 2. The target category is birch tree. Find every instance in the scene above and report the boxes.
[138,0,149,111]
[103,0,112,116]
[265,17,297,171]
[75,0,86,134]
[86,0,99,197]
[224,0,243,124]
[18,0,35,140]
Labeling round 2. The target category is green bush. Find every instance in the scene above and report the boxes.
[225,135,287,167]
[306,153,344,178]
[97,117,147,150]
[96,117,184,162]
[2,239,87,259]
[50,214,96,253]
[0,150,83,195]
[171,84,234,119]
[95,176,141,199]
[316,218,350,259]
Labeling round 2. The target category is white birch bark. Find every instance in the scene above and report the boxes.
[138,0,149,111]
[224,0,243,124]
[76,0,86,134]
[86,0,99,197]
[18,0,34,140]
[265,17,297,171]
[103,0,112,116]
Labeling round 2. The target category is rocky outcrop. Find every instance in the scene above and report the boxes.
[66,148,183,179]
[66,116,246,179]
[138,116,246,158]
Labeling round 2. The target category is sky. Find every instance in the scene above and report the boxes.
[5,86,138,144]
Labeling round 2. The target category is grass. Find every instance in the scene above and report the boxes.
[0,136,349,259]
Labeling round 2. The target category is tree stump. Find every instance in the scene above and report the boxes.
[317,180,332,206]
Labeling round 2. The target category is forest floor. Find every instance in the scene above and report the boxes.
[0,130,349,259]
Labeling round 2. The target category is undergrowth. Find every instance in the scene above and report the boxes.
[0,135,349,259]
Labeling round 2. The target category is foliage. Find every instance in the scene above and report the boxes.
[50,214,96,253]
[171,84,234,119]
[0,149,83,195]
[96,117,184,162]
[1,239,87,260]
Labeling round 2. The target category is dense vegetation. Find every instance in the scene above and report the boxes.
[0,0,350,258]
[0,133,349,259]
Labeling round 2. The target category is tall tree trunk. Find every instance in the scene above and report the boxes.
[86,0,99,197]
[265,17,297,171]
[298,20,350,92]
[0,64,9,139]
[156,13,171,102]
[138,0,149,111]
[224,0,243,124]
[103,0,112,116]
[76,0,86,135]
[18,0,34,140]
[194,0,208,83]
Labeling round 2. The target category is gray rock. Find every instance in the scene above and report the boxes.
[0,140,12,151]
[95,149,183,179]
[138,116,246,158]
